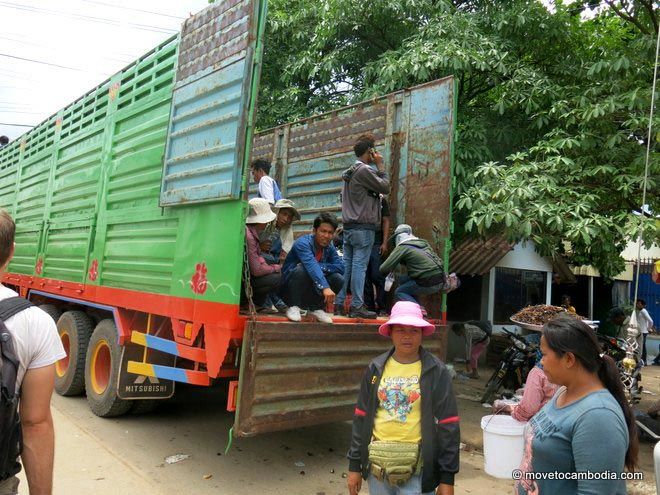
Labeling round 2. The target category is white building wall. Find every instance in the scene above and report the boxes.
[487,241,554,332]
[496,242,554,272]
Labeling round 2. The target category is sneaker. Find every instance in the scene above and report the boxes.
[275,303,289,315]
[256,306,278,314]
[348,306,377,319]
[286,306,302,322]
[333,304,346,316]
[468,370,480,380]
[311,309,333,324]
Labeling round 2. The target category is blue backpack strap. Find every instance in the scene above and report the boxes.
[272,180,282,202]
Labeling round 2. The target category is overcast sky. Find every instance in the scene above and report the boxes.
[0,0,209,141]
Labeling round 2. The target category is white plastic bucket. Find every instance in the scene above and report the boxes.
[654,441,660,495]
[481,415,527,479]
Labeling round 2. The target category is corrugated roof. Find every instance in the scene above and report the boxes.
[449,236,514,276]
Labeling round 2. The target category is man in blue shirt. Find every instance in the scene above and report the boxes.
[281,213,344,323]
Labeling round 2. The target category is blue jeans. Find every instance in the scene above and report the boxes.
[335,228,375,309]
[395,276,440,304]
[367,472,433,495]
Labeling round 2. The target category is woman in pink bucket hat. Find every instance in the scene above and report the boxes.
[347,301,460,495]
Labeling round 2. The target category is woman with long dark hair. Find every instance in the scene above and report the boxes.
[516,314,638,495]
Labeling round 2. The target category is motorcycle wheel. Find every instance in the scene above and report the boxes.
[481,372,503,404]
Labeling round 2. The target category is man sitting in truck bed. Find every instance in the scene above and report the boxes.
[260,198,300,265]
[280,213,344,323]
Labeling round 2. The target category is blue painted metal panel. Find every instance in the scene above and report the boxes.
[161,62,246,204]
[160,0,267,206]
[632,272,660,324]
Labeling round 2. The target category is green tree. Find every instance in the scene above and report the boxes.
[257,0,659,277]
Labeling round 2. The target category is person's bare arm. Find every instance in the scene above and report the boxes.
[436,483,454,495]
[20,365,56,495]
[380,216,391,254]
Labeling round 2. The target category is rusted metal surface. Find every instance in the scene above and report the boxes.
[449,236,514,276]
[176,0,252,85]
[161,0,266,206]
[234,321,448,437]
[251,77,454,245]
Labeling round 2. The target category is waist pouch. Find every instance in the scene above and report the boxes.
[416,273,444,287]
[368,440,420,486]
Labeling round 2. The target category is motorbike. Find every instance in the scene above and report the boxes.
[596,333,643,404]
[481,328,539,405]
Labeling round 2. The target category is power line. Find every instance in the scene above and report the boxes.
[80,0,185,21]
[0,35,133,64]
[0,2,177,35]
[0,110,44,115]
[0,122,34,127]
[0,53,107,74]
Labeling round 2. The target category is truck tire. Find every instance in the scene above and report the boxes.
[54,311,93,396]
[39,304,61,324]
[85,319,131,417]
[130,399,160,415]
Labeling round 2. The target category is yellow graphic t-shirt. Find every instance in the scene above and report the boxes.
[372,358,422,443]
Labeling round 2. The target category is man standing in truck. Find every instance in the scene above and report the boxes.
[364,196,391,316]
[334,134,390,319]
[0,210,65,495]
[251,159,282,205]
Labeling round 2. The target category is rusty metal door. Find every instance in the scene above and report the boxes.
[234,321,447,437]
[251,76,455,255]
[161,0,268,206]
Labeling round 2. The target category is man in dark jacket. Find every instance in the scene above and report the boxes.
[379,224,445,305]
[280,213,344,323]
[334,133,390,319]
[347,301,459,495]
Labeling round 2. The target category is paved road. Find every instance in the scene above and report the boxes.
[18,384,515,495]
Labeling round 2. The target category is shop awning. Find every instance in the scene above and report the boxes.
[449,236,514,276]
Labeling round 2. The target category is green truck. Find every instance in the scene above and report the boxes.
[0,0,455,436]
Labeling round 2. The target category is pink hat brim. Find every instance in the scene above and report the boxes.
[378,315,435,337]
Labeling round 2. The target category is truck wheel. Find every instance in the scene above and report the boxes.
[130,400,160,415]
[54,311,93,396]
[85,319,131,417]
[39,304,61,323]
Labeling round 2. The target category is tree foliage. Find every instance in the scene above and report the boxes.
[257,0,659,277]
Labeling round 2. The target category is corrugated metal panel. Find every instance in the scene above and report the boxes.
[400,81,453,252]
[234,321,447,437]
[449,236,514,276]
[0,165,17,214]
[9,224,42,275]
[42,222,92,282]
[51,130,104,221]
[108,97,172,210]
[160,0,266,206]
[14,155,51,225]
[101,217,178,293]
[252,77,454,244]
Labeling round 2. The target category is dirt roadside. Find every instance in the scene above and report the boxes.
[12,365,659,495]
[452,363,659,495]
